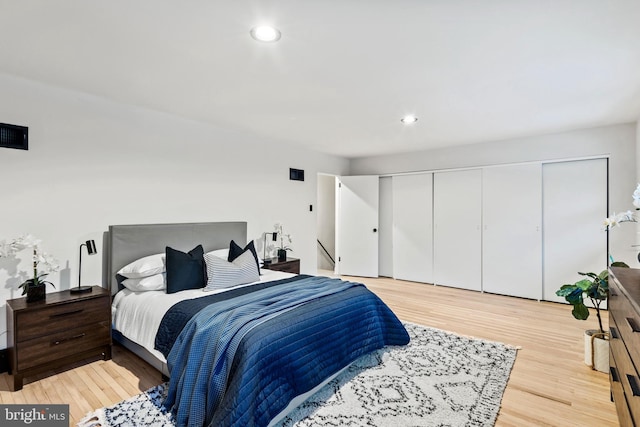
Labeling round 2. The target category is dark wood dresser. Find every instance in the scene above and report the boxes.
[6,286,112,391]
[262,257,300,274]
[608,266,640,426]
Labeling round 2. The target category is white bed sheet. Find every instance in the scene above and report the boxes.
[112,269,295,364]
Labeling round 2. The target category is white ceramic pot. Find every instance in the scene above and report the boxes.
[584,329,609,373]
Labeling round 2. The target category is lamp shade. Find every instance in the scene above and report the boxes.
[86,240,97,255]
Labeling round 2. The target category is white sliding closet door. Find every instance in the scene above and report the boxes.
[542,159,608,302]
[483,164,542,299]
[433,169,482,291]
[392,174,433,283]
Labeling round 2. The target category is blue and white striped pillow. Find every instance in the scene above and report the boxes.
[204,250,260,291]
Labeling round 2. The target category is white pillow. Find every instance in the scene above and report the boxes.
[204,251,259,291]
[206,245,264,266]
[122,273,166,292]
[206,248,229,260]
[117,253,165,278]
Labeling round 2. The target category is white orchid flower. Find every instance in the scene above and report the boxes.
[0,234,60,292]
[271,223,293,250]
[633,183,640,209]
[604,211,638,230]
[40,252,60,273]
[603,215,619,230]
[619,210,636,221]
[16,234,41,249]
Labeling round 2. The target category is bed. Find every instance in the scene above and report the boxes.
[107,222,409,427]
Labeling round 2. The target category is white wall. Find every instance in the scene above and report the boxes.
[637,120,640,182]
[0,73,349,349]
[351,123,638,269]
[637,120,640,180]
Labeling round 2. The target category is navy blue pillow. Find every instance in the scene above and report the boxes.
[166,244,205,294]
[228,240,261,275]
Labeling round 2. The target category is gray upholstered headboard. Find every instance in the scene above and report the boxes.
[106,222,247,295]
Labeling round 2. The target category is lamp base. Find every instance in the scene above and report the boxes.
[70,286,93,294]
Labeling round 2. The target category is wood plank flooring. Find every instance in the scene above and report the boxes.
[0,276,618,426]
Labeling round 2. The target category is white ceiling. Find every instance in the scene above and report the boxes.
[1,1,640,158]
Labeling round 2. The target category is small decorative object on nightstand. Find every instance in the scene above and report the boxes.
[71,239,97,294]
[262,257,300,274]
[6,286,112,391]
[262,231,278,265]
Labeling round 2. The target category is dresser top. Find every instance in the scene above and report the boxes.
[610,267,640,313]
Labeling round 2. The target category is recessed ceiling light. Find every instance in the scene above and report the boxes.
[250,26,281,42]
[401,115,418,124]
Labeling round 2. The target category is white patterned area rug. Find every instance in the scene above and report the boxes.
[79,323,518,427]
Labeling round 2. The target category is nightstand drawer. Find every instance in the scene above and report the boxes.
[263,258,300,274]
[273,261,300,274]
[16,296,109,342]
[16,321,110,371]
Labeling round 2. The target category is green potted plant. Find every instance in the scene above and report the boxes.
[556,183,640,372]
[556,264,628,372]
[556,266,626,333]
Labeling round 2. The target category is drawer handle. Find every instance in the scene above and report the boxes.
[626,317,640,333]
[610,327,620,339]
[50,309,83,318]
[610,289,618,297]
[627,374,640,397]
[611,366,620,383]
[52,333,86,346]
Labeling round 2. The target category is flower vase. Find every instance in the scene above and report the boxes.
[277,249,287,262]
[26,283,46,303]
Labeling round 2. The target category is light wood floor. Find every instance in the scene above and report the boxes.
[0,276,618,426]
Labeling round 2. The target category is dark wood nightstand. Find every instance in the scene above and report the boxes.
[6,286,112,391]
[262,257,300,274]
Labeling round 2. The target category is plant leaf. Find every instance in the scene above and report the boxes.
[611,261,630,268]
[572,303,590,320]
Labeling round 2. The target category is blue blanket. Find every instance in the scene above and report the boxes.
[155,275,309,358]
[162,275,410,427]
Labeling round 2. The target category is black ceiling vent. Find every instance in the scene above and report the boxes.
[0,123,28,150]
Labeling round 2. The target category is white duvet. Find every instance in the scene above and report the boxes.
[111,269,294,364]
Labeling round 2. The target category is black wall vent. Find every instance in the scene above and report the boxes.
[290,168,304,181]
[0,123,28,150]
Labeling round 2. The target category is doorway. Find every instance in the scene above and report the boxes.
[316,174,337,276]
[316,174,380,278]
